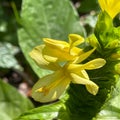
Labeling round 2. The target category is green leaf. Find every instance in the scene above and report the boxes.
[94,11,113,47]
[16,101,70,120]
[18,0,86,77]
[93,77,120,120]
[0,42,22,70]
[95,12,113,33]
[0,80,34,120]
[94,11,120,51]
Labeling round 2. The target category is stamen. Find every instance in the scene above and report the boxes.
[36,74,65,96]
[36,86,49,96]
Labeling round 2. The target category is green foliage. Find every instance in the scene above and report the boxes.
[0,2,22,71]
[0,42,21,69]
[16,101,70,120]
[0,80,34,120]
[18,0,86,78]
[16,0,120,120]
[93,76,120,120]
[94,12,120,57]
[95,12,113,47]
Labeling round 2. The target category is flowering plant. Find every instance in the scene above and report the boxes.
[17,0,120,119]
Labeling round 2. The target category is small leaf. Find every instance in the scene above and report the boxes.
[0,80,34,120]
[0,42,22,70]
[95,11,113,32]
[87,34,101,51]
[94,12,112,45]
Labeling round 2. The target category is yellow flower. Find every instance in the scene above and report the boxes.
[30,34,106,103]
[98,0,120,18]
[42,34,84,62]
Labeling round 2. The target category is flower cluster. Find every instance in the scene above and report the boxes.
[30,34,106,103]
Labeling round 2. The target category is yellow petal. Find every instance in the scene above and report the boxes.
[43,43,74,62]
[29,45,61,71]
[32,71,70,103]
[43,38,69,49]
[43,55,58,62]
[67,63,82,73]
[70,73,99,95]
[69,34,84,48]
[98,0,120,18]
[70,47,83,56]
[43,36,83,61]
[68,63,89,78]
[73,69,90,80]
[73,48,96,63]
[80,58,106,70]
[86,84,99,95]
[68,58,106,73]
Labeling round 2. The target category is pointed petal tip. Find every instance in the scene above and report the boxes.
[71,73,99,95]
[95,58,106,68]
[69,34,84,46]
[86,83,99,95]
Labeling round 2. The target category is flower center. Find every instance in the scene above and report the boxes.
[36,70,66,96]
